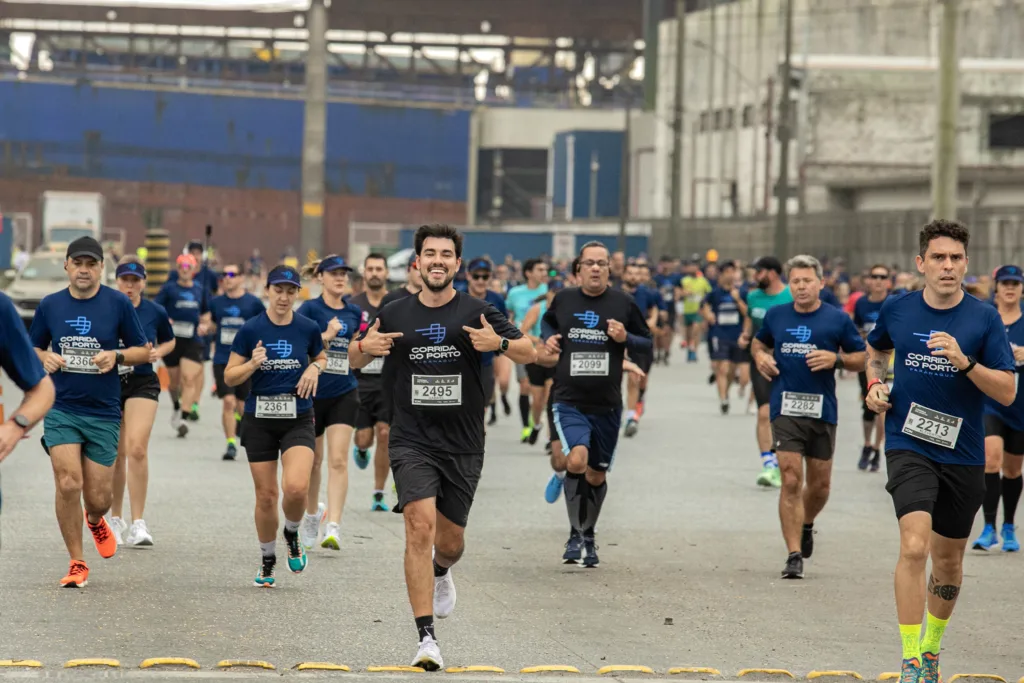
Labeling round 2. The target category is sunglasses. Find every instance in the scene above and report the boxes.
[868,274,889,280]
[222,271,239,278]
[471,272,491,281]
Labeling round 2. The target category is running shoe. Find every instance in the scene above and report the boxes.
[527,425,542,445]
[1001,524,1019,552]
[109,516,128,546]
[299,503,325,550]
[870,449,881,472]
[254,555,276,587]
[371,492,389,512]
[544,472,565,504]
[781,552,804,579]
[283,528,308,573]
[188,403,200,421]
[433,569,457,618]
[687,350,697,363]
[223,442,237,461]
[321,522,341,551]
[801,525,815,559]
[720,401,729,415]
[353,446,370,470]
[501,394,511,416]
[756,465,776,487]
[900,658,922,683]
[972,523,999,551]
[411,635,443,671]
[624,418,639,438]
[858,445,872,471]
[562,529,583,564]
[87,515,117,559]
[60,560,89,588]
[125,519,153,547]
[520,419,533,443]
[920,651,941,683]
[582,535,600,568]
[487,411,498,426]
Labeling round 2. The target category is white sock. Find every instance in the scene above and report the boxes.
[554,471,566,480]
[260,541,276,558]
[626,410,637,421]
[284,519,300,533]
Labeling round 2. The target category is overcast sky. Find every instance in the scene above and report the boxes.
[5,0,310,10]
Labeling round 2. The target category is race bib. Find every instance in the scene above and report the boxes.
[570,352,609,376]
[62,347,100,374]
[362,356,384,375]
[326,350,349,375]
[255,394,297,419]
[220,328,237,345]
[781,391,824,419]
[901,402,962,450]
[717,311,741,326]
[411,375,462,406]
[172,321,195,339]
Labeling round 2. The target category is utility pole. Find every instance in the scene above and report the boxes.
[932,0,960,221]
[618,92,633,253]
[300,0,328,261]
[643,0,665,111]
[702,0,716,220]
[749,0,764,215]
[669,0,686,256]
[773,0,794,258]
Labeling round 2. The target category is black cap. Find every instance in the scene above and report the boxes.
[752,256,783,274]
[467,257,492,272]
[66,236,104,262]
[186,240,203,252]
[267,265,301,288]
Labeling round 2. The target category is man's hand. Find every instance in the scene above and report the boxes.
[326,317,344,338]
[92,350,118,373]
[360,319,403,356]
[41,351,65,374]
[805,349,838,372]
[462,314,502,352]
[197,321,211,336]
[146,342,159,364]
[865,382,892,414]
[296,363,320,399]
[0,420,26,463]
[927,332,968,370]
[607,319,627,343]
[544,334,562,355]
[1013,343,1024,365]
[738,332,751,349]
[754,351,780,379]
[250,340,268,368]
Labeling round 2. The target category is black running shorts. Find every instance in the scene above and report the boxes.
[750,358,772,408]
[355,381,391,430]
[312,388,359,437]
[885,449,985,539]
[984,414,1024,456]
[771,415,837,461]
[525,363,556,388]
[241,411,316,463]
[390,446,484,528]
[164,337,204,367]
[857,371,877,423]
[120,372,161,408]
[481,363,496,408]
[213,363,252,401]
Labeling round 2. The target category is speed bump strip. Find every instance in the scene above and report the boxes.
[368,666,425,673]
[598,666,655,676]
[669,668,722,676]
[738,670,796,679]
[296,663,352,672]
[64,659,121,668]
[808,673,863,680]
[0,661,42,668]
[140,658,200,669]
[216,660,276,670]
[949,677,1007,683]
[521,666,582,674]
[447,667,506,673]
[877,675,900,681]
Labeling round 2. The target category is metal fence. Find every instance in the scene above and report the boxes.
[649,207,1024,274]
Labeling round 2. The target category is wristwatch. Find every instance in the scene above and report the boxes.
[834,354,845,371]
[315,361,326,375]
[496,338,510,355]
[962,355,978,374]
[12,413,30,432]
[115,351,125,365]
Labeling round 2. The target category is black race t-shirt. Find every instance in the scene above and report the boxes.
[366,291,521,454]
[380,286,417,310]
[541,286,652,412]
[350,290,387,382]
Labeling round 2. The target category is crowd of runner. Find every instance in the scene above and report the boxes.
[0,219,1021,683]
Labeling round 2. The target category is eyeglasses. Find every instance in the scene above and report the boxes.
[581,260,609,269]
[223,271,239,278]
[471,273,491,281]
[868,274,889,280]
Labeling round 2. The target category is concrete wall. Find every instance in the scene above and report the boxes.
[474,107,626,150]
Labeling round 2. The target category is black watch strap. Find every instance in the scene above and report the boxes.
[115,351,125,365]
[963,356,978,374]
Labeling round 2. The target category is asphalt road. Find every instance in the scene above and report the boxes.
[1,359,1022,679]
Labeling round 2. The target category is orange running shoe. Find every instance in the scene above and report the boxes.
[635,401,645,419]
[60,560,90,588]
[87,516,117,559]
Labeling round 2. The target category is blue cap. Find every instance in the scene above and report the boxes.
[467,257,492,272]
[316,255,353,274]
[116,262,147,279]
[995,265,1024,283]
[408,253,418,270]
[267,265,301,288]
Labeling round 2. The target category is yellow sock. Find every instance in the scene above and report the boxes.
[921,613,949,655]
[900,624,922,662]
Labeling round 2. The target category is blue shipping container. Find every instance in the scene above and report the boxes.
[397,229,647,263]
[550,130,624,220]
[0,216,12,270]
[0,81,470,201]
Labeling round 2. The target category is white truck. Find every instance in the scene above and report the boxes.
[39,191,105,247]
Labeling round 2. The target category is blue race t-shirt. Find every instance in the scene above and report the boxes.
[30,286,148,421]
[703,287,743,342]
[154,280,208,340]
[853,296,886,336]
[984,314,1024,432]
[0,292,46,393]
[475,290,508,367]
[296,296,362,399]
[506,283,548,337]
[868,290,1015,465]
[654,273,682,309]
[631,284,663,316]
[209,293,265,365]
[119,299,174,376]
[230,312,324,415]
[819,287,842,309]
[756,302,865,424]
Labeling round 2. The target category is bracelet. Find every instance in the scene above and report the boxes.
[357,340,364,354]
[866,378,885,391]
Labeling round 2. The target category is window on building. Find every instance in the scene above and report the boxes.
[713,109,723,131]
[989,114,1024,149]
[742,104,754,127]
[699,111,710,132]
[724,108,734,130]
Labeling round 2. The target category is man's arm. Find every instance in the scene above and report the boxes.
[483,305,536,365]
[623,300,653,353]
[865,344,893,383]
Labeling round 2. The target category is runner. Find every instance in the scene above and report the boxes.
[506,258,549,442]
[740,256,791,488]
[155,253,211,438]
[224,265,327,587]
[680,261,712,363]
[974,264,1024,552]
[172,240,219,411]
[464,257,509,425]
[297,255,362,551]
[751,255,866,579]
[208,263,266,461]
[701,261,747,415]
[654,257,683,364]
[517,280,561,447]
[864,220,1015,683]
[381,252,423,308]
[487,263,514,422]
[350,223,534,670]
[109,257,176,547]
[349,253,393,511]
[853,264,892,472]
[541,241,653,567]
[620,262,661,437]
[31,236,150,587]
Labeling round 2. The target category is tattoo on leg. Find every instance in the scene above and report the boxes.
[928,574,960,601]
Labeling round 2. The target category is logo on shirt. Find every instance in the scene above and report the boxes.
[66,316,92,336]
[913,331,941,344]
[787,325,813,343]
[568,310,608,345]
[225,305,241,317]
[905,331,958,377]
[416,323,447,345]
[181,292,195,301]
[265,339,292,358]
[574,311,600,329]
[410,322,460,363]
[780,325,817,356]
[260,339,301,372]
[337,320,348,337]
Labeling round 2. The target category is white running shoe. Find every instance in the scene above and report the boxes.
[320,522,341,550]
[299,503,325,550]
[411,635,443,671]
[433,569,456,619]
[109,516,128,546]
[125,519,153,546]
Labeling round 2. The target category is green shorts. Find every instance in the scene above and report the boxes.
[683,312,703,326]
[43,409,120,468]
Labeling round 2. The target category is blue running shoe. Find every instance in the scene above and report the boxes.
[545,473,565,504]
[371,492,390,512]
[1002,524,1019,552]
[920,652,941,683]
[353,446,370,470]
[900,658,922,683]
[972,523,999,550]
[254,556,276,587]
[283,528,308,573]
[562,529,583,564]
[582,535,600,568]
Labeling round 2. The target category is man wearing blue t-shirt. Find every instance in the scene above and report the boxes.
[700,261,747,414]
[752,255,865,580]
[865,220,1016,683]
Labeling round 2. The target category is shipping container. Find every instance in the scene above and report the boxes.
[0,80,471,202]
[549,130,624,220]
[0,215,13,270]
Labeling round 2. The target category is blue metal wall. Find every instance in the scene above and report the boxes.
[398,229,648,262]
[0,81,470,201]
[551,130,624,220]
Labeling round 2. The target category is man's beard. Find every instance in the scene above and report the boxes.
[366,276,385,290]
[422,268,455,292]
[757,277,770,290]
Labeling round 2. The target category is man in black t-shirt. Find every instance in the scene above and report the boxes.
[352,224,535,671]
[541,241,653,568]
[380,252,423,309]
